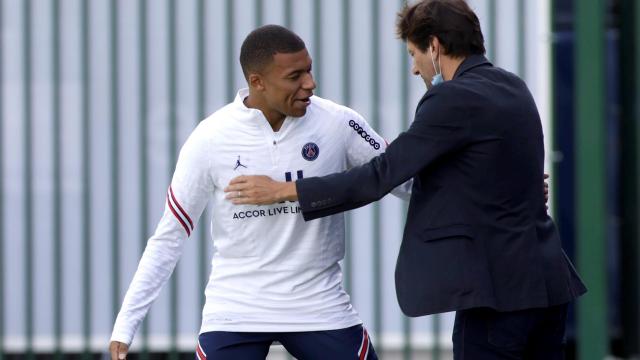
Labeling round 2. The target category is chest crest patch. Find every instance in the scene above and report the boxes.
[301,142,320,161]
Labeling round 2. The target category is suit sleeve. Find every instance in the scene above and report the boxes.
[342,110,412,201]
[111,126,214,345]
[297,88,469,221]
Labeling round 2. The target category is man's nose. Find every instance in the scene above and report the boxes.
[411,63,420,76]
[303,73,316,90]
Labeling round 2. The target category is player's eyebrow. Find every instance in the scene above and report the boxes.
[285,65,312,77]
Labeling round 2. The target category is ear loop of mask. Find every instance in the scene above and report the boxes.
[429,45,444,87]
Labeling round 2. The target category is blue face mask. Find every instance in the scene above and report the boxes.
[431,73,444,87]
[430,47,444,87]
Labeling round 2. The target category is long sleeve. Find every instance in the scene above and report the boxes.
[111,126,214,345]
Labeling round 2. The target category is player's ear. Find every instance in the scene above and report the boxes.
[248,73,266,91]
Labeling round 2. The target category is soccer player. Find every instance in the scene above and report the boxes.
[109,25,410,360]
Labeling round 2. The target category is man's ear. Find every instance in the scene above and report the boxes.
[431,37,449,57]
[431,36,441,56]
[248,73,265,91]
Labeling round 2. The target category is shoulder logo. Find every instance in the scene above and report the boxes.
[234,156,247,170]
[301,142,320,161]
[348,120,381,150]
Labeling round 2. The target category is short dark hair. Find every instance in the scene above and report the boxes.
[396,0,485,57]
[239,25,306,79]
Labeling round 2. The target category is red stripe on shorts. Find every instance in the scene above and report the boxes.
[196,340,207,360]
[359,328,370,360]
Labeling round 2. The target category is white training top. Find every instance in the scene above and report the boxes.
[111,89,411,345]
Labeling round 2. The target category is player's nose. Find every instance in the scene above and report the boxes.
[302,73,316,90]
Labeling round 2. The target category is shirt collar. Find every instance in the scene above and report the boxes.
[452,54,492,79]
[234,88,256,113]
[233,88,300,134]
[233,88,268,123]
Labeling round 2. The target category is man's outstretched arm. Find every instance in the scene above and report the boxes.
[226,170,551,219]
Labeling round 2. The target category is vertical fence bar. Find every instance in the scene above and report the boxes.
[312,0,321,95]
[620,0,640,356]
[254,0,263,27]
[370,0,383,347]
[225,0,234,103]
[80,0,92,358]
[22,0,34,358]
[52,0,63,358]
[341,0,353,295]
[402,316,411,360]
[516,0,525,77]
[284,0,292,29]
[432,315,441,360]
[487,0,496,61]
[575,0,608,359]
[399,1,412,356]
[110,0,121,325]
[0,0,4,357]
[167,0,179,358]
[196,0,208,312]
[137,0,150,357]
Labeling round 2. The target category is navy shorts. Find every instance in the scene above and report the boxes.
[196,324,377,360]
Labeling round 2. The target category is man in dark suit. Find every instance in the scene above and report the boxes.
[224,0,586,358]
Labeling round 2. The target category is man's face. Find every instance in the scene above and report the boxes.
[257,49,316,119]
[407,40,435,89]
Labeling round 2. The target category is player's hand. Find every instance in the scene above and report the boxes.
[225,175,298,205]
[544,173,550,209]
[110,341,129,360]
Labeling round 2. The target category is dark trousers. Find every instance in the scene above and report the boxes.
[452,303,569,360]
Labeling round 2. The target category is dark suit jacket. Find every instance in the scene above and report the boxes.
[296,55,586,316]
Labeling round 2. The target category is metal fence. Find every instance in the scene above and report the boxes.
[0,0,551,358]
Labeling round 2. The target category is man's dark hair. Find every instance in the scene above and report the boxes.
[239,25,306,79]
[396,0,485,57]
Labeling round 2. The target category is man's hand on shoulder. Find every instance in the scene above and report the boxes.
[225,175,298,205]
[110,341,129,360]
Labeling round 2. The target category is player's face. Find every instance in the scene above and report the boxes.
[260,49,316,119]
[407,41,434,89]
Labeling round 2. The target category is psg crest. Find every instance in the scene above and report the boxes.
[301,142,320,161]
